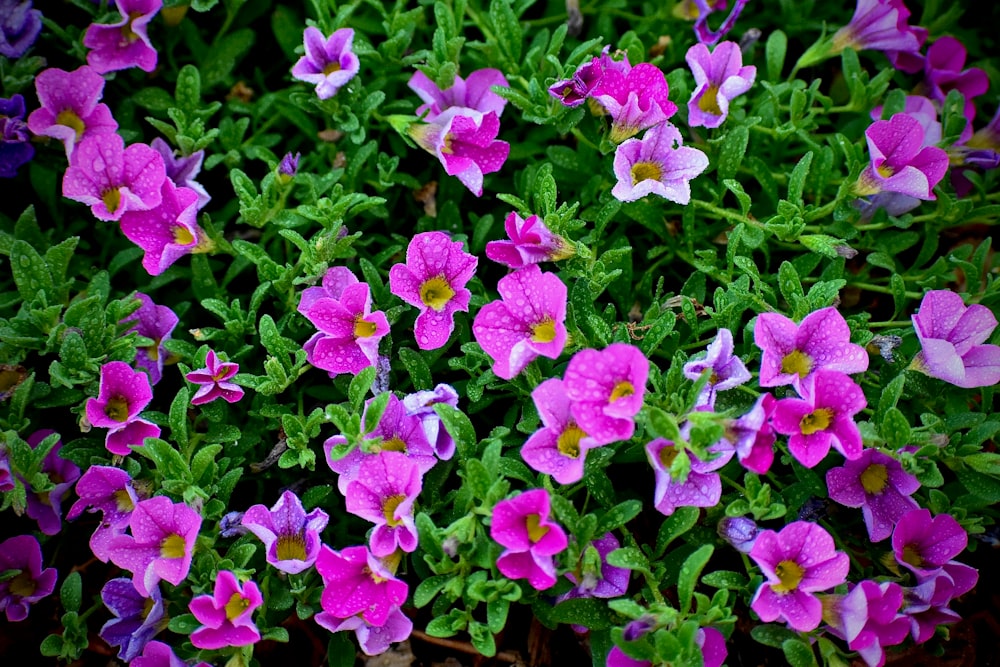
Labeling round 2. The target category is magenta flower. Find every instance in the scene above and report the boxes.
[548,49,630,107]
[85,361,161,456]
[409,108,510,197]
[388,231,478,350]
[0,535,57,622]
[0,444,13,492]
[0,0,42,59]
[99,578,164,661]
[402,383,459,461]
[130,641,190,667]
[901,568,976,644]
[316,606,412,656]
[645,438,733,516]
[847,582,910,667]
[749,521,850,632]
[0,94,34,178]
[298,266,390,376]
[189,571,262,649]
[772,370,866,468]
[922,36,988,142]
[611,122,709,204]
[67,465,138,562]
[62,134,166,221]
[891,509,968,576]
[719,393,777,474]
[593,63,678,143]
[83,0,162,74]
[121,177,209,276]
[685,41,756,128]
[107,496,202,597]
[122,293,178,386]
[564,343,649,445]
[606,646,650,667]
[291,27,360,100]
[754,306,869,390]
[831,0,924,57]
[150,138,211,208]
[690,0,750,46]
[910,289,1000,389]
[826,449,920,542]
[185,350,243,406]
[315,545,408,626]
[472,265,568,380]
[560,533,629,601]
[855,113,949,200]
[27,66,118,160]
[485,211,574,268]
[682,328,751,408]
[408,68,509,121]
[345,451,423,557]
[241,490,329,574]
[24,430,79,536]
[490,489,568,591]
[521,378,601,485]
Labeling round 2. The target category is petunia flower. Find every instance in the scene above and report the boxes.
[83,0,162,74]
[185,350,243,405]
[830,0,924,57]
[891,509,968,577]
[472,264,568,380]
[715,393,777,474]
[402,383,459,461]
[910,289,1000,389]
[315,545,408,626]
[121,293,178,386]
[315,606,412,656]
[130,640,195,667]
[593,63,678,143]
[291,27,360,100]
[150,138,211,208]
[189,571,263,649]
[408,68,509,121]
[490,489,568,591]
[823,580,909,667]
[548,48,630,107]
[748,521,850,632]
[901,568,975,644]
[559,533,629,601]
[278,151,300,181]
[606,646,651,667]
[682,328,751,408]
[24,430,79,536]
[62,134,166,221]
[485,211,574,268]
[66,465,138,562]
[345,451,423,557]
[563,343,649,445]
[611,122,709,203]
[521,378,601,485]
[0,95,34,178]
[85,361,161,456]
[0,443,14,492]
[922,36,988,143]
[826,449,920,542]
[854,113,949,200]
[689,0,751,46]
[388,231,478,350]
[120,177,210,276]
[27,66,118,160]
[646,438,733,516]
[685,41,756,128]
[99,578,165,661]
[408,107,510,197]
[0,0,42,58]
[0,535,57,622]
[241,490,329,574]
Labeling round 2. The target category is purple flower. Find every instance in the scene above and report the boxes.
[548,49,630,107]
[278,151,300,180]
[560,533,629,600]
[472,265,568,380]
[0,95,34,178]
[83,0,161,74]
[871,95,941,145]
[408,107,510,197]
[27,66,119,160]
[891,509,968,576]
[85,361,161,456]
[754,306,869,391]
[826,449,920,542]
[831,0,924,56]
[316,545,408,626]
[0,0,42,58]
[717,516,759,553]
[910,289,1000,389]
[521,378,601,484]
[315,606,412,656]
[185,350,243,405]
[345,451,423,557]
[847,582,910,667]
[150,138,210,208]
[0,535,57,621]
[62,134,166,221]
[685,41,756,128]
[855,113,949,200]
[23,430,80,536]
[564,343,649,445]
[241,490,328,574]
[292,27,360,100]
[67,465,138,562]
[121,293,178,386]
[402,383,459,461]
[485,211,574,268]
[99,578,165,661]
[720,393,776,474]
[593,63,678,143]
[611,123,709,204]
[901,568,973,644]
[646,438,732,515]
[388,231,478,350]
[408,68,509,121]
[130,641,190,667]
[749,521,850,632]
[107,496,202,597]
[691,0,751,46]
[968,104,1000,151]
[0,443,14,492]
[922,36,988,142]
[189,571,262,649]
[772,370,866,468]
[682,328,751,408]
[490,489,568,591]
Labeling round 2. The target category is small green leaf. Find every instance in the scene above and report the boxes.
[677,544,713,614]
[766,29,787,81]
[782,638,819,667]
[606,547,649,571]
[433,403,477,459]
[169,387,190,449]
[655,506,699,556]
[60,571,81,613]
[414,574,451,608]
[348,366,377,410]
[363,391,392,434]
[398,347,432,390]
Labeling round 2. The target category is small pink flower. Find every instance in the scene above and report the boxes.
[241,490,329,574]
[408,108,510,197]
[485,211,574,268]
[85,361,161,456]
[27,66,118,159]
[548,49,630,108]
[120,177,209,276]
[521,378,601,485]
[593,63,678,143]
[611,123,709,204]
[646,438,732,516]
[316,545,408,626]
[855,113,949,200]
[121,293,178,386]
[490,489,568,591]
[910,289,1000,389]
[315,606,412,656]
[408,68,509,121]
[682,328,751,408]
[685,41,756,128]
[185,350,243,405]
[189,571,263,649]
[564,343,649,445]
[83,0,162,74]
[291,27,360,100]
[891,509,967,576]
[0,535,57,622]
[345,451,423,557]
[826,449,920,542]
[66,465,138,562]
[62,134,166,222]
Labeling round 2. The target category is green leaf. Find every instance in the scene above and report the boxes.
[60,571,81,613]
[596,500,643,534]
[169,387,190,449]
[11,240,53,301]
[677,544,713,614]
[701,570,747,589]
[717,125,749,181]
[433,403,477,459]
[168,613,201,634]
[550,597,614,630]
[363,391,392,434]
[787,152,813,205]
[606,547,649,571]
[777,261,804,311]
[135,438,191,481]
[655,506,699,556]
[880,408,910,450]
[191,444,222,485]
[327,632,356,667]
[348,365,377,410]
[175,64,202,111]
[398,347,433,391]
[414,574,451,608]
[782,638,819,667]
[766,29,787,81]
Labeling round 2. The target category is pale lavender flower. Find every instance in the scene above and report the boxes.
[185,350,243,405]
[408,68,509,121]
[690,0,751,46]
[717,516,759,553]
[292,27,360,100]
[910,289,1000,389]
[402,383,459,461]
[824,580,909,667]
[0,0,42,58]
[408,107,510,197]
[316,606,412,656]
[611,122,709,204]
[682,328,751,408]
[826,449,920,542]
[646,438,733,516]
[99,578,165,661]
[685,41,756,128]
[559,533,629,601]
[241,490,329,574]
[901,568,975,644]
[83,0,161,74]
[121,293,178,386]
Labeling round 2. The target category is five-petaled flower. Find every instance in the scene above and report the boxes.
[83,0,162,74]
[593,63,678,143]
[28,66,118,160]
[120,176,211,276]
[646,437,733,516]
[485,211,574,268]
[855,113,949,201]
[241,490,329,574]
[345,451,423,557]
[315,545,408,626]
[521,378,602,484]
[291,27,360,100]
[563,343,649,445]
[408,107,510,197]
[490,489,568,591]
[682,327,751,408]
[408,68,509,121]
[98,577,165,661]
[826,449,920,542]
[0,534,57,622]
[189,571,263,649]
[62,134,166,222]
[910,289,1000,389]
[86,361,161,456]
[685,41,756,128]
[611,122,709,203]
[185,349,244,405]
[67,465,138,562]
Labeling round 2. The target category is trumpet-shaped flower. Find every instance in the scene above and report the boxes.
[0,0,42,58]
[316,606,412,656]
[491,489,568,590]
[0,535,57,622]
[291,27,360,100]
[185,350,243,405]
[901,568,975,644]
[150,138,211,208]
[564,343,649,445]
[27,66,118,160]
[315,545,408,626]
[241,490,329,574]
[86,361,161,456]
[63,134,166,221]
[923,36,988,142]
[685,41,756,128]
[99,578,164,661]
[548,49,630,107]
[24,430,79,536]
[772,370,866,468]
[408,107,510,197]
[831,0,924,57]
[521,378,602,484]
[67,465,138,562]
[910,289,1000,389]
[189,571,263,649]
[593,63,678,143]
[1,95,34,178]
[485,211,574,268]
[120,177,209,276]
[402,383,459,461]
[855,113,949,200]
[83,0,162,74]
[646,438,733,516]
[560,533,629,601]
[121,293,178,386]
[611,122,709,203]
[408,68,509,120]
[345,451,423,557]
[826,449,920,542]
[891,509,967,576]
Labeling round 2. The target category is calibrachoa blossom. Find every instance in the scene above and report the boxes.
[564,343,649,445]
[189,571,263,650]
[86,361,161,456]
[122,293,178,385]
[682,328,751,408]
[0,444,13,492]
[749,521,850,632]
[389,231,478,350]
[521,378,601,484]
[150,138,211,208]
[408,68,509,120]
[472,264,568,380]
[922,36,988,142]
[291,27,360,100]
[0,0,42,58]
[83,0,162,74]
[131,641,194,667]
[241,490,329,574]
[823,580,910,667]
[315,606,412,656]
[108,496,202,597]
[910,289,1000,389]
[24,430,79,536]
[315,545,408,626]
[0,95,34,178]
[891,508,968,576]
[593,63,678,143]
[63,134,166,222]
[408,107,510,197]
[717,393,777,474]
[0,535,57,622]
[27,66,118,160]
[185,350,243,405]
[611,122,709,203]
[559,533,629,601]
[690,0,751,46]
[685,41,756,128]
[490,489,568,591]
[772,370,866,467]
[99,578,165,661]
[548,48,630,107]
[901,569,973,644]
[278,151,300,180]
[345,451,423,557]
[754,306,869,390]
[646,438,733,515]
[485,211,574,268]
[826,449,920,542]
[67,466,139,562]
[402,383,459,460]
[855,113,949,200]
[830,0,924,58]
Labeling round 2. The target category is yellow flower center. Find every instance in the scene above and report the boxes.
[275,534,307,561]
[525,513,550,543]
[141,596,156,619]
[9,572,37,598]
[860,463,889,495]
[121,12,144,42]
[772,559,805,593]
[173,225,195,245]
[609,381,635,403]
[876,164,894,178]
[631,161,662,185]
[225,592,251,621]
[322,61,342,76]
[531,318,557,343]
[419,276,455,311]
[353,317,377,338]
[104,395,130,422]
[160,533,186,559]
[799,408,834,435]
[780,349,813,378]
[381,436,407,453]
[441,133,455,154]
[113,488,135,512]
[382,494,407,527]
[557,423,586,458]
[659,445,679,468]
[901,545,924,569]
[102,188,122,214]
[56,109,86,139]
[363,565,387,584]
[698,85,723,115]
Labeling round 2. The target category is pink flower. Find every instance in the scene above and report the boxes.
[130,641,194,667]
[62,134,166,221]
[611,122,709,203]
[83,0,162,74]
[316,606,412,656]
[922,36,988,143]
[891,509,967,577]
[24,430,79,536]
[831,0,924,57]
[0,535,57,622]
[345,451,423,557]
[121,293,178,385]
[910,289,1000,389]
[189,571,263,649]
[844,581,910,667]
[85,361,161,456]
[548,49,630,107]
[490,489,568,591]
[291,27,360,100]
[316,545,408,626]
[855,113,949,200]
[27,66,118,159]
[685,41,756,128]
[826,449,920,542]
[388,231,478,350]
[592,63,678,143]
[241,490,329,574]
[691,0,750,47]
[521,378,601,484]
[66,465,138,562]
[150,138,211,208]
[646,438,732,515]
[185,350,243,405]
[472,265,568,380]
[120,177,210,276]
[718,393,777,474]
[564,343,649,445]
[407,68,509,121]
[408,107,510,197]
[485,211,574,268]
[559,533,629,601]
[682,328,751,408]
